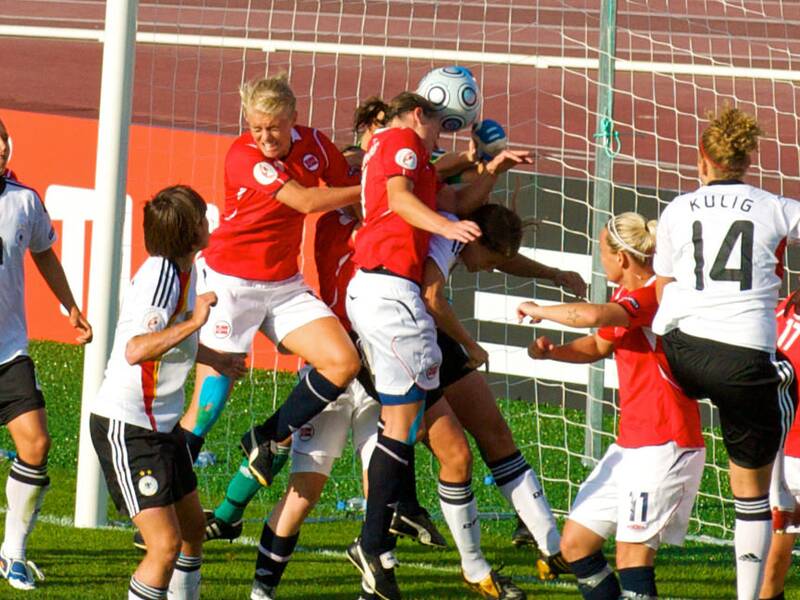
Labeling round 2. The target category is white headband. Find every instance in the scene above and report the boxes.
[607,218,652,260]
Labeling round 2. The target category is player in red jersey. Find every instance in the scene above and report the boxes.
[759,296,800,600]
[518,212,706,600]
[344,92,484,600]
[177,75,363,491]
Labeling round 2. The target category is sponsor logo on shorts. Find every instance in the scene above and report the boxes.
[298,424,315,441]
[627,523,647,530]
[253,161,279,185]
[302,153,320,171]
[214,320,231,339]
[425,364,440,380]
[137,471,159,497]
[394,148,418,170]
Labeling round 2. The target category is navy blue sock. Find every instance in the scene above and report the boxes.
[569,550,621,600]
[760,593,785,600]
[182,429,204,463]
[259,368,345,442]
[396,446,422,515]
[361,433,413,555]
[618,566,657,597]
[253,523,299,587]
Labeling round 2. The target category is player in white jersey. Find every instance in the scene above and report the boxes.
[652,107,799,600]
[90,186,245,600]
[0,164,91,590]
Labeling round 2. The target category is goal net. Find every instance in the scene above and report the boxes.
[118,0,800,539]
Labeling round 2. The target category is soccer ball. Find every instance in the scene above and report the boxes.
[416,66,481,132]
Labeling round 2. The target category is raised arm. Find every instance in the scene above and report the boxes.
[125,292,216,365]
[388,176,481,243]
[421,258,487,369]
[498,253,587,298]
[528,333,614,363]
[275,180,360,215]
[453,149,534,216]
[517,300,630,329]
[31,247,92,344]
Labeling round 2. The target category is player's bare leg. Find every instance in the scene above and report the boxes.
[0,409,50,590]
[132,506,182,595]
[424,399,524,598]
[759,531,796,599]
[243,317,359,486]
[169,491,205,600]
[445,372,563,572]
[729,460,775,599]
[560,519,620,599]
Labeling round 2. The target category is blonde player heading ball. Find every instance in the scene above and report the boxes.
[518,212,705,600]
[653,107,798,600]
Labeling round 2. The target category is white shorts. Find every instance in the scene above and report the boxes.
[290,376,380,476]
[346,269,441,400]
[196,257,334,353]
[569,442,705,548]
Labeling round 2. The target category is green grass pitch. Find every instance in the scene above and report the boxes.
[0,341,794,598]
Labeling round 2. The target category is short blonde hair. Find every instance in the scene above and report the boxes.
[700,106,762,178]
[240,74,296,116]
[606,212,657,264]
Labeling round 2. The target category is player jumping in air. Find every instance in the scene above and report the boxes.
[518,212,706,600]
[652,106,798,600]
[758,295,800,600]
[181,75,363,490]
[90,186,245,600]
[0,123,92,590]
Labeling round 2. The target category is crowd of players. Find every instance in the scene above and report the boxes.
[1,71,799,600]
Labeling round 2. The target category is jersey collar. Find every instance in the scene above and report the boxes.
[705,179,745,186]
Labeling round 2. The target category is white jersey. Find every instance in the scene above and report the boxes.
[0,178,57,365]
[92,257,197,432]
[653,182,800,351]
[427,211,464,277]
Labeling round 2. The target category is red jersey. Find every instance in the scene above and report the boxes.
[203,125,359,281]
[598,281,704,449]
[314,209,358,329]
[775,297,800,457]
[353,127,439,283]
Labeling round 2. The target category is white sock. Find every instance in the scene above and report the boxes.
[438,479,491,583]
[734,495,771,600]
[489,452,560,556]
[167,554,202,600]
[769,450,795,512]
[2,459,49,560]
[129,576,167,599]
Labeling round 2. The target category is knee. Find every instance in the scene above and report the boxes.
[146,532,182,566]
[559,531,583,563]
[321,346,360,386]
[440,439,473,481]
[21,433,51,465]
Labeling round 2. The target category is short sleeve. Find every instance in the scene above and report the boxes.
[225,142,292,198]
[427,212,461,277]
[652,206,674,277]
[598,285,658,342]
[380,128,425,183]
[28,193,57,253]
[781,196,800,245]
[316,131,361,187]
[127,259,180,337]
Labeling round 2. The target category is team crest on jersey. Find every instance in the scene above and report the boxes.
[619,297,640,311]
[395,148,418,170]
[253,161,278,185]
[302,153,320,172]
[142,309,165,333]
[214,320,232,339]
[137,471,158,497]
[298,424,315,441]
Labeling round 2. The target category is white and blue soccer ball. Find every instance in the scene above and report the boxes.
[416,66,481,132]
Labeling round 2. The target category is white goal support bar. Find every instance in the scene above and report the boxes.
[1,24,799,82]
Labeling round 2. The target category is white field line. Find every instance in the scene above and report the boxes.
[1,25,799,81]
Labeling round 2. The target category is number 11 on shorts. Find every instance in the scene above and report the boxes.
[629,491,649,524]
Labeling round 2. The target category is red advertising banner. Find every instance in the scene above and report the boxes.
[5,108,319,371]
